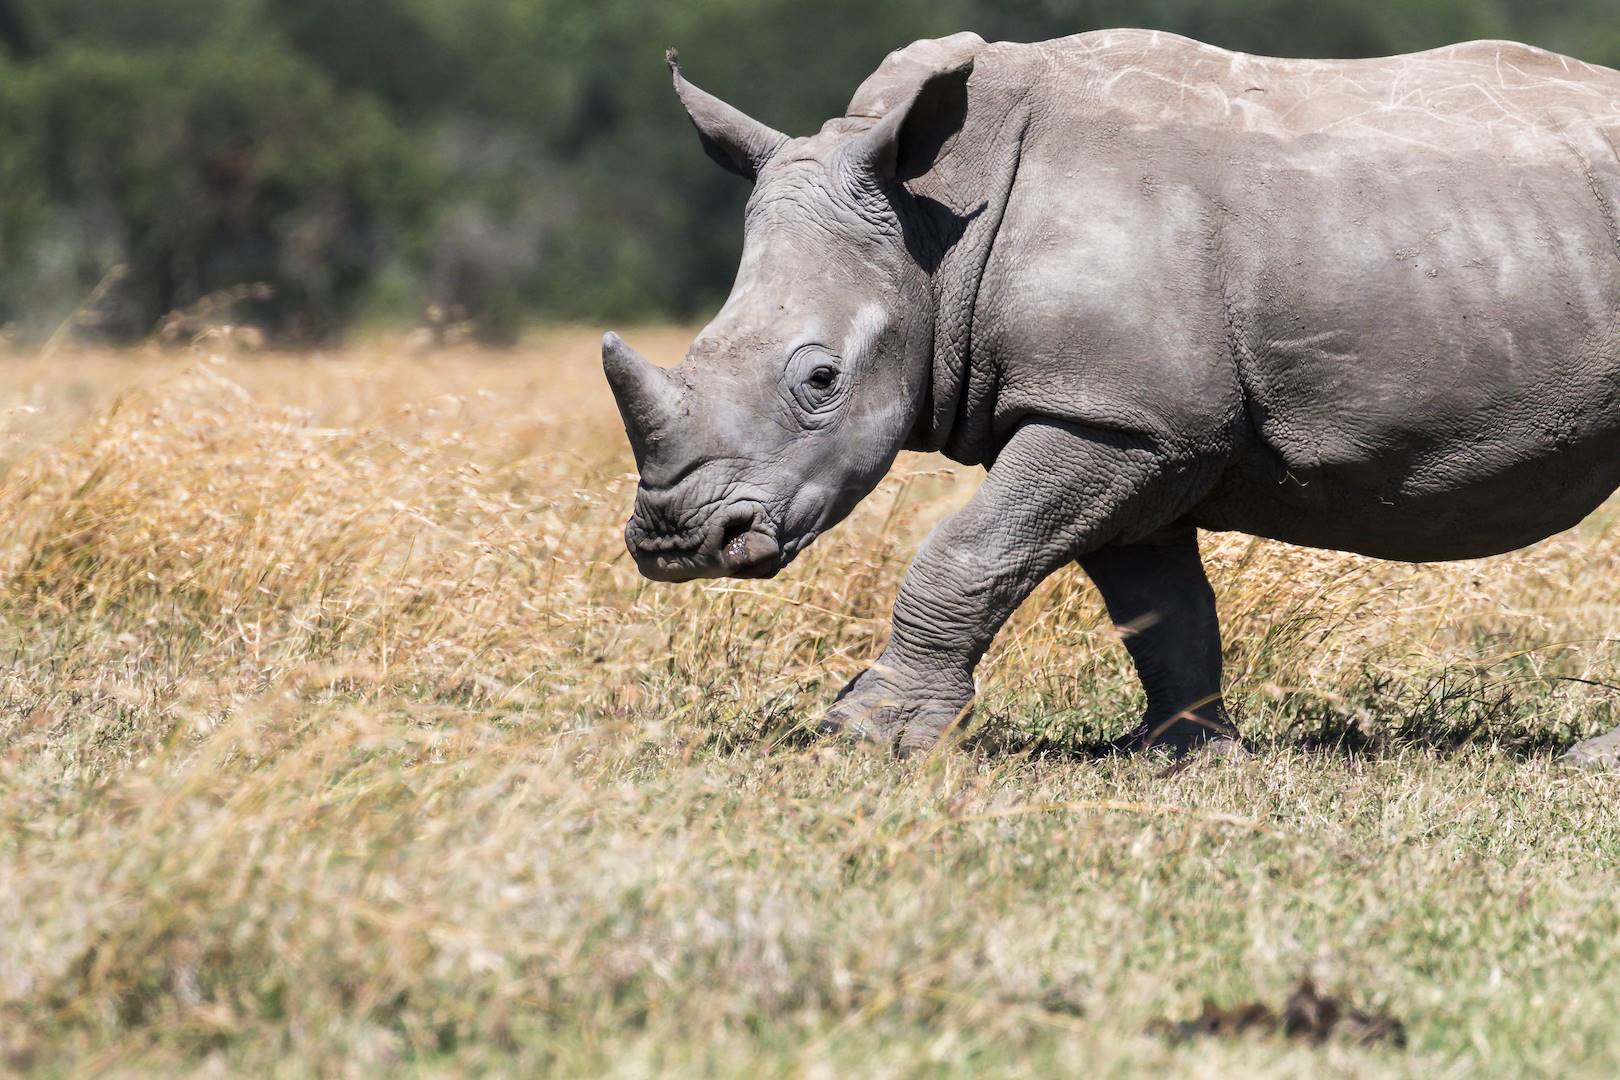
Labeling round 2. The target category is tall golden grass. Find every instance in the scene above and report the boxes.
[0,333,1616,1074]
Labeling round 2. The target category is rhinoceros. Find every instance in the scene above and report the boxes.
[602,29,1620,765]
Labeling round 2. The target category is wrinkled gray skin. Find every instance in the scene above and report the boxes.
[604,30,1620,766]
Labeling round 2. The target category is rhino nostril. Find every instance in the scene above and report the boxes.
[719,514,755,558]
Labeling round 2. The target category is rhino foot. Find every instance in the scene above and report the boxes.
[1561,727,1620,770]
[1111,710,1246,761]
[818,665,973,757]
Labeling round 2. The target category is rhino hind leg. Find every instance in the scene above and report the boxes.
[1078,528,1240,757]
[1562,725,1620,769]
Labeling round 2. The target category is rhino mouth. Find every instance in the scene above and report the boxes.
[628,505,783,582]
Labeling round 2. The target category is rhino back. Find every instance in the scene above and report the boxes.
[957,31,1620,561]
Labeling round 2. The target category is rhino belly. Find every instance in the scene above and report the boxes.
[1193,427,1620,561]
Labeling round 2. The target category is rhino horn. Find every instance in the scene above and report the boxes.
[603,332,680,454]
[667,48,787,181]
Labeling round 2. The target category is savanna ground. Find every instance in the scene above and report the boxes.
[0,330,1617,1077]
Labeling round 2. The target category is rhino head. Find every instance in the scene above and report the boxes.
[604,48,974,581]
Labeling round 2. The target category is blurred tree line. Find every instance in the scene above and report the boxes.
[1,0,1617,344]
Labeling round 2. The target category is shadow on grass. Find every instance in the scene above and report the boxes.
[964,666,1606,763]
[689,664,1611,765]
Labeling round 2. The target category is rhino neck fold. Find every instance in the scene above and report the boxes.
[906,99,1031,465]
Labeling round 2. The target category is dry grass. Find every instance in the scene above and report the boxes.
[0,331,1617,1076]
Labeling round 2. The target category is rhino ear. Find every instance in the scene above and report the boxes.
[667,48,787,181]
[850,58,974,183]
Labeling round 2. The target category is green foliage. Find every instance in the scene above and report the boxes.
[1,0,1619,341]
[0,16,436,341]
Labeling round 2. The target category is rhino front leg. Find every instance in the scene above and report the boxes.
[1078,529,1238,755]
[822,418,1191,755]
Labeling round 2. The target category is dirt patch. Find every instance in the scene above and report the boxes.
[1152,978,1407,1048]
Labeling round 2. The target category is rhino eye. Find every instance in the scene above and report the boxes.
[786,347,844,419]
[797,363,841,409]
